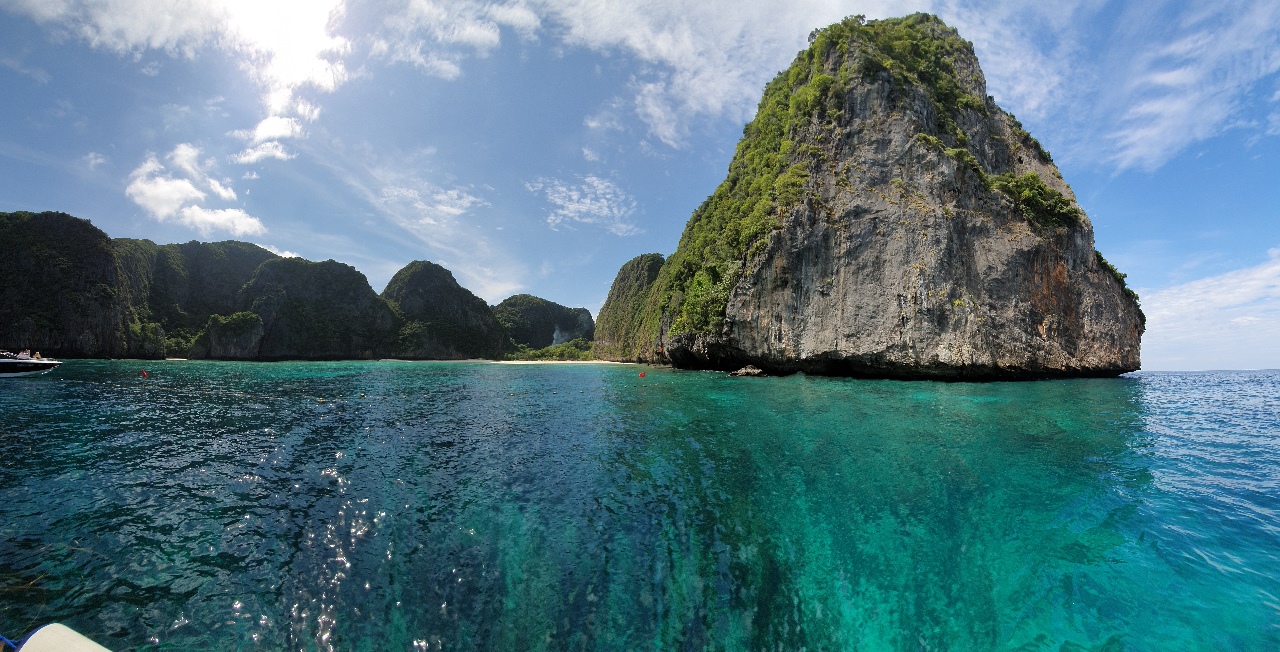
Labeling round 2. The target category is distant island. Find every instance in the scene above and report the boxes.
[0,210,592,362]
[1,14,1145,379]
[596,13,1143,379]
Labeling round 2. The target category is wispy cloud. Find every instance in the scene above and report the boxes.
[526,175,639,235]
[0,53,51,84]
[82,151,106,170]
[6,0,348,157]
[311,145,525,300]
[1141,247,1280,370]
[125,143,264,236]
[232,141,295,164]
[1103,1,1280,170]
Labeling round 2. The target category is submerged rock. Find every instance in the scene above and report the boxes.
[597,14,1143,379]
[730,365,767,377]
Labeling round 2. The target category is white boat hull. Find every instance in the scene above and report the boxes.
[0,360,61,377]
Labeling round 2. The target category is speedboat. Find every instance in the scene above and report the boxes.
[0,351,61,377]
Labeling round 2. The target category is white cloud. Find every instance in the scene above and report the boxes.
[248,115,304,142]
[371,0,508,78]
[1140,247,1280,370]
[82,151,106,169]
[256,243,299,257]
[6,0,348,154]
[125,144,263,236]
[233,141,295,164]
[526,175,639,236]
[126,156,206,218]
[178,206,266,236]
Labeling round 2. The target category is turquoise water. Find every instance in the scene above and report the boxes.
[1,361,1277,650]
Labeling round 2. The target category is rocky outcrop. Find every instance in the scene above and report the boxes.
[188,312,264,360]
[593,253,665,361]
[114,237,279,355]
[598,14,1143,379]
[381,260,508,359]
[493,294,594,349]
[220,258,398,360]
[0,211,156,357]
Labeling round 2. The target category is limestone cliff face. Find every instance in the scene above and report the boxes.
[187,312,265,360]
[381,261,508,359]
[493,294,594,349]
[593,253,665,362]
[233,258,398,360]
[0,211,146,357]
[600,14,1143,378]
[114,237,279,356]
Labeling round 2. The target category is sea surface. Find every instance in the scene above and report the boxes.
[1,360,1277,651]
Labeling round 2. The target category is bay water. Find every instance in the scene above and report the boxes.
[1,361,1277,650]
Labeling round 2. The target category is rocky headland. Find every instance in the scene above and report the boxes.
[594,13,1143,379]
[493,294,595,349]
[0,211,572,361]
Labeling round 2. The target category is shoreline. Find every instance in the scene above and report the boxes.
[492,359,632,365]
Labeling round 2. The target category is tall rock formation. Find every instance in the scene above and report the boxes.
[596,14,1143,379]
[593,253,665,361]
[208,258,398,360]
[382,261,509,359]
[114,238,279,354]
[493,294,594,349]
[0,211,159,357]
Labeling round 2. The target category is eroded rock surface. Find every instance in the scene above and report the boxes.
[596,14,1143,379]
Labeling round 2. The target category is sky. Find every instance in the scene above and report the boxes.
[1,0,1278,371]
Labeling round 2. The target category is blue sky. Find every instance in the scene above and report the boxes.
[1,0,1278,370]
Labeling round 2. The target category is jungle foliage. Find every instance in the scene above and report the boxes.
[651,13,990,337]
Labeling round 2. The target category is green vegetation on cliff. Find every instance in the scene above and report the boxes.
[0,211,146,357]
[113,238,278,355]
[1,212,508,361]
[493,294,594,349]
[593,253,665,360]
[645,14,993,338]
[505,338,594,361]
[382,261,508,359]
[233,258,396,360]
[989,173,1080,228]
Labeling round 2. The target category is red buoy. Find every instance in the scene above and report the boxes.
[638,371,646,378]
[141,370,149,379]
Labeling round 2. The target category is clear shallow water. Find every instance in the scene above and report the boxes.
[1,361,1277,651]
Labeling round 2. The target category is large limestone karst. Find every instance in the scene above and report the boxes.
[493,294,595,349]
[596,14,1143,379]
[0,211,149,357]
[200,258,399,360]
[114,237,280,354]
[593,253,665,362]
[382,260,509,359]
